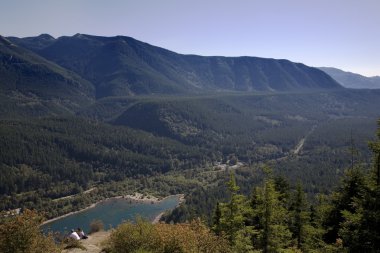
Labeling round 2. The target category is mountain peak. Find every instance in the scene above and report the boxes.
[37,33,55,40]
[73,33,85,38]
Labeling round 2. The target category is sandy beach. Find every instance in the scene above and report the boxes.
[123,192,160,203]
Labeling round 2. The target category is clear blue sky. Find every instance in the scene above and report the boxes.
[1,0,379,76]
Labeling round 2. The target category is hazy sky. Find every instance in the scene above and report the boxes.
[1,0,379,76]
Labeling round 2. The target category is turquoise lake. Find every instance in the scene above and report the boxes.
[42,195,180,234]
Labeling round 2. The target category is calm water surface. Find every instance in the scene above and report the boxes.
[42,195,180,234]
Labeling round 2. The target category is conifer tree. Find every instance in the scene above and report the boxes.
[289,182,309,250]
[348,119,380,251]
[274,175,291,205]
[323,168,367,245]
[338,169,379,251]
[219,172,247,243]
[212,202,222,235]
[323,120,380,252]
[214,172,256,252]
[369,119,380,186]
[330,121,380,251]
[251,178,292,252]
[304,195,331,251]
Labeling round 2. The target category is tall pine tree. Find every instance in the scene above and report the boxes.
[289,182,309,250]
[251,178,292,252]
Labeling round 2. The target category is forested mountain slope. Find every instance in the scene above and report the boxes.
[82,90,380,151]
[0,35,94,118]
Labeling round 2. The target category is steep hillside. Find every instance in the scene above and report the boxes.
[79,90,380,164]
[106,90,380,137]
[0,117,209,196]
[319,67,380,89]
[0,35,95,118]
[9,34,342,98]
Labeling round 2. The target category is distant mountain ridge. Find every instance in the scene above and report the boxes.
[6,33,342,98]
[319,67,380,89]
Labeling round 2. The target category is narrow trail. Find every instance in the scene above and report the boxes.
[293,138,306,155]
[292,125,317,155]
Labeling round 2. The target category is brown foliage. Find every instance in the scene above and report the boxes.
[105,218,231,253]
[63,237,86,250]
[0,209,60,253]
[89,219,104,234]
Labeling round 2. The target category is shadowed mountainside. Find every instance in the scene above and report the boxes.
[0,35,95,118]
[319,67,380,89]
[8,34,342,98]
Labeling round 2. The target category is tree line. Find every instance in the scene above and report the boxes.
[211,120,380,252]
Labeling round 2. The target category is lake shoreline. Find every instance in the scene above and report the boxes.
[42,193,184,226]
[152,194,185,224]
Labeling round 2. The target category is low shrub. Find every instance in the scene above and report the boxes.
[89,219,104,234]
[0,209,60,253]
[63,237,86,250]
[104,217,231,253]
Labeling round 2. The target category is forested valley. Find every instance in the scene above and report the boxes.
[1,91,379,220]
[2,120,379,252]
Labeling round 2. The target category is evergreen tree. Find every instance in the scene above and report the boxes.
[345,119,380,251]
[323,168,367,245]
[328,121,380,252]
[303,196,332,252]
[289,182,309,250]
[219,172,247,243]
[251,178,292,252]
[358,184,380,251]
[338,169,380,252]
[369,119,380,186]
[274,175,291,205]
[212,202,222,235]
[215,172,255,252]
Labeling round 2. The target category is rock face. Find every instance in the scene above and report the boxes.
[8,34,342,98]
